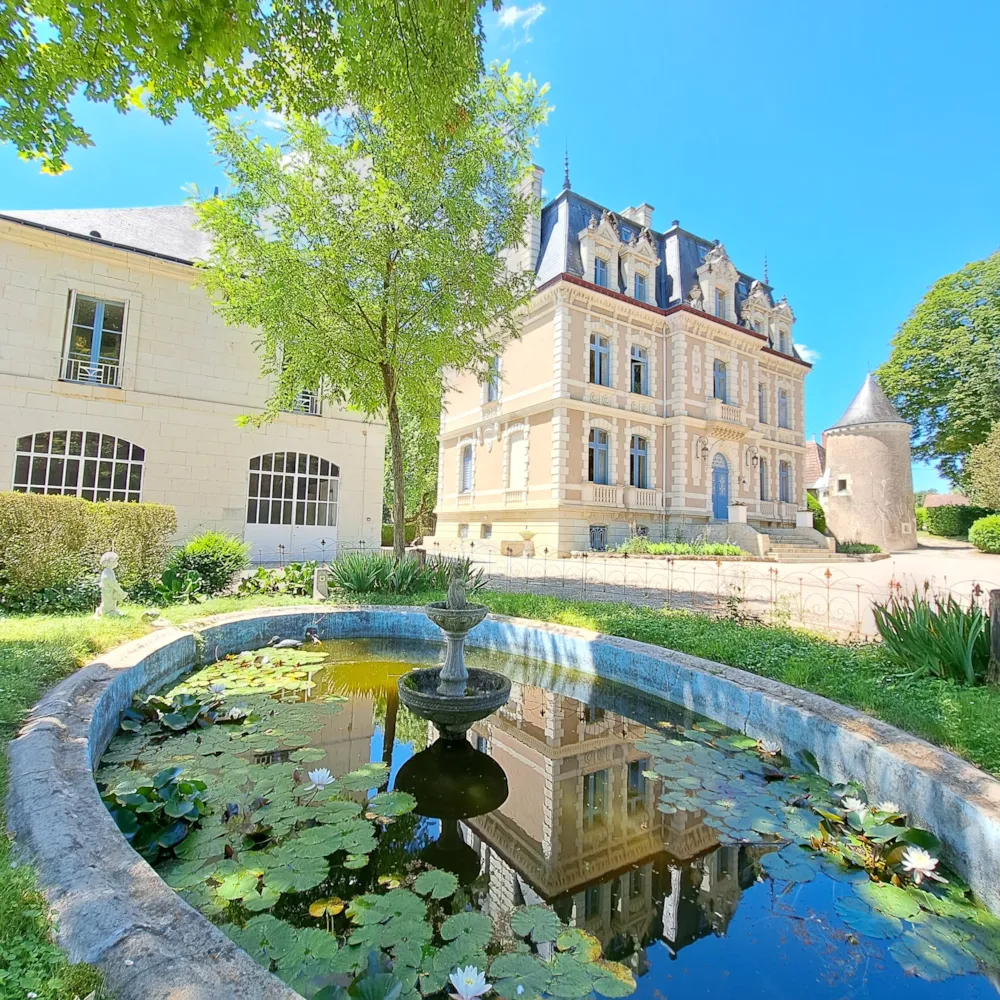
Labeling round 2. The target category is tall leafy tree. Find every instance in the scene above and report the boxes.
[195,64,547,556]
[877,251,1000,484]
[2,0,496,172]
[966,424,1000,510]
[382,396,441,537]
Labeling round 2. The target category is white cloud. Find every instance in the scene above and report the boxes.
[794,343,820,364]
[496,3,545,43]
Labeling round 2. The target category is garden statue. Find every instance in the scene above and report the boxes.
[95,551,127,617]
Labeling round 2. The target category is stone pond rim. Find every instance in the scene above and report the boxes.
[7,604,1000,999]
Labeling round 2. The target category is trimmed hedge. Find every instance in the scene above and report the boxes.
[914,506,927,531]
[167,531,250,594]
[806,492,827,535]
[0,491,176,602]
[969,514,1000,554]
[925,503,993,537]
[381,523,418,547]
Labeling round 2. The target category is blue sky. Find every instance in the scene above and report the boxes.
[4,0,997,491]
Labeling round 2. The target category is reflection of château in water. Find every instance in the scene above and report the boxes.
[462,684,756,970]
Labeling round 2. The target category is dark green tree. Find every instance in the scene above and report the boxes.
[877,251,1000,484]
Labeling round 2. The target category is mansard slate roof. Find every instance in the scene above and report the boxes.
[829,374,907,430]
[535,189,772,318]
[0,205,210,264]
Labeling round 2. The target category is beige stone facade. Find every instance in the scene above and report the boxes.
[0,209,384,560]
[431,178,812,556]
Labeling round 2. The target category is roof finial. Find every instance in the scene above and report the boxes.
[763,252,768,284]
[562,142,571,192]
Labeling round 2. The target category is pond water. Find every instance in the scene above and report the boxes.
[97,638,1000,999]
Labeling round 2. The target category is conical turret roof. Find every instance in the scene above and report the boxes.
[829,374,906,430]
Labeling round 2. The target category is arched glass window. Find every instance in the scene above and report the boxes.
[13,431,143,502]
[589,335,610,387]
[630,346,648,395]
[629,435,647,489]
[588,429,609,485]
[247,452,339,526]
[779,460,792,503]
[460,445,473,493]
[713,359,728,402]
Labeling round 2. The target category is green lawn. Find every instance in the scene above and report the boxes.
[2,588,1000,995]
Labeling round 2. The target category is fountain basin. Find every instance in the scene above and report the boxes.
[398,666,511,738]
[423,601,489,634]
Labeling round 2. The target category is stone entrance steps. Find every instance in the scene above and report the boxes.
[765,530,851,562]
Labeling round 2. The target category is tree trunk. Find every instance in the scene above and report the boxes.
[379,687,398,792]
[382,365,407,560]
[988,589,1000,686]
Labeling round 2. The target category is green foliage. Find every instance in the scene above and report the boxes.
[915,506,928,531]
[615,537,744,556]
[236,562,316,598]
[101,767,208,862]
[381,524,418,548]
[873,589,991,685]
[121,691,220,734]
[836,540,881,554]
[152,568,204,605]
[382,397,441,536]
[3,0,495,173]
[0,578,100,615]
[925,504,993,537]
[969,514,1000,554]
[876,251,1000,482]
[329,554,432,595]
[806,492,827,534]
[194,66,548,557]
[167,531,250,595]
[0,491,175,608]
[967,424,1000,509]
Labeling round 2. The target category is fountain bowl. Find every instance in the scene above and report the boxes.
[398,667,511,738]
[423,601,489,635]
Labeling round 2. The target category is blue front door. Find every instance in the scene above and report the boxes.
[712,454,729,520]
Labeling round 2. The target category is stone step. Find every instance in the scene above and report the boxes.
[766,553,855,563]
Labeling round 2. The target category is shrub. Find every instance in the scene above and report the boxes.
[836,540,881,554]
[329,552,437,595]
[615,537,744,557]
[381,523,418,547]
[167,531,250,594]
[924,503,993,537]
[873,589,991,685]
[236,562,316,597]
[0,491,175,609]
[969,514,1000,554]
[914,506,927,531]
[807,492,827,534]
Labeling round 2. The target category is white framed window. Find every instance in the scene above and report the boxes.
[778,329,790,353]
[714,288,727,320]
[778,388,790,429]
[589,334,611,387]
[13,430,143,502]
[286,389,321,416]
[634,272,647,302]
[458,523,469,539]
[588,429,609,485]
[62,293,126,386]
[589,524,607,551]
[247,452,339,527]
[759,459,768,501]
[583,769,609,828]
[459,444,473,493]
[713,359,728,402]
[629,346,648,395]
[594,257,609,288]
[779,460,792,502]
[480,523,492,539]
[758,382,767,423]
[485,356,500,403]
[629,435,647,489]
[627,758,649,814]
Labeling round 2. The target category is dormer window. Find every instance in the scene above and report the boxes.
[778,329,790,353]
[714,289,727,320]
[634,273,647,302]
[594,257,609,288]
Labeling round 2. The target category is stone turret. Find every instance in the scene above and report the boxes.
[819,374,917,552]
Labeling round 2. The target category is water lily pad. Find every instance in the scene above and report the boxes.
[368,790,417,819]
[854,880,922,921]
[510,905,563,944]
[834,895,904,939]
[546,953,595,999]
[412,869,458,899]
[490,951,552,999]
[589,960,637,998]
[336,762,390,791]
[224,913,297,964]
[441,910,494,950]
[760,848,817,883]
[555,928,602,963]
[216,869,263,901]
[889,927,977,981]
[244,885,282,911]
[261,848,329,893]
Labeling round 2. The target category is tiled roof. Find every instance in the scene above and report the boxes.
[804,440,826,488]
[0,205,210,263]
[924,493,971,508]
[829,374,907,430]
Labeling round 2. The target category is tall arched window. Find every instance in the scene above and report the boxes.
[589,334,610,387]
[713,359,727,402]
[629,435,647,489]
[759,459,769,501]
[588,429,609,485]
[246,452,339,527]
[460,445,473,494]
[13,431,143,501]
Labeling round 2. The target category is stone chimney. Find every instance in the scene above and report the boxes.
[517,164,544,274]
[620,203,654,229]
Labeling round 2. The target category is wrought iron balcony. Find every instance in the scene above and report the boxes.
[62,352,121,387]
[286,390,321,416]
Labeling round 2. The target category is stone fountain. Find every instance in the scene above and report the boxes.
[397,570,511,739]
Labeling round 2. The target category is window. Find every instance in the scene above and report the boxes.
[583,705,604,725]
[63,294,126,386]
[629,346,648,395]
[584,885,601,919]
[589,334,610,387]
[837,478,849,495]
[460,445,473,493]
[778,389,790,428]
[588,429,609,485]
[589,524,607,551]
[714,288,727,320]
[779,460,791,503]
[13,431,144,502]
[778,329,790,353]
[485,356,500,403]
[287,389,321,416]
[634,272,647,302]
[476,735,488,754]
[246,452,339,527]
[594,257,609,288]
[480,523,492,539]
[629,435,647,489]
[627,759,648,814]
[582,769,608,828]
[759,459,768,501]
[713,359,727,402]
[458,523,469,539]
[758,382,767,423]
[628,868,644,899]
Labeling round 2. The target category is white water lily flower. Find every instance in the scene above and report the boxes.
[306,767,335,790]
[874,800,902,814]
[901,846,947,885]
[842,796,867,816]
[449,966,491,1000]
[757,738,782,755]
[208,682,226,695]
